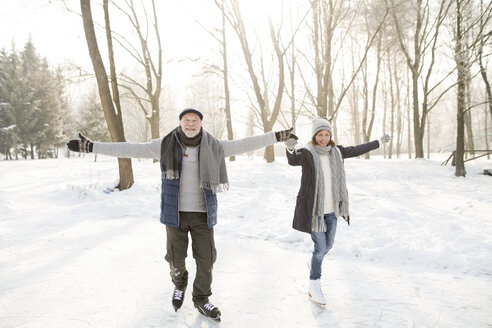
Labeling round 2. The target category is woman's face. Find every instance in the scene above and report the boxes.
[315,130,331,147]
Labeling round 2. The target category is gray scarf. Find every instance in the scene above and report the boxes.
[307,143,349,232]
[160,127,229,193]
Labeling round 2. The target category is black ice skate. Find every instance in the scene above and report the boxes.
[194,301,221,322]
[172,287,186,311]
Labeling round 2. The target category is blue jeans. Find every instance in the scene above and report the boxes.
[310,212,338,280]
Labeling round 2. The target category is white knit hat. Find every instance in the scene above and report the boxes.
[312,118,333,138]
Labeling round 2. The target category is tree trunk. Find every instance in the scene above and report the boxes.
[407,84,412,159]
[387,56,395,159]
[221,4,235,161]
[382,74,388,159]
[464,110,474,157]
[80,0,134,189]
[426,114,430,159]
[411,69,424,158]
[485,107,490,159]
[477,0,492,122]
[29,142,34,159]
[362,36,382,159]
[395,56,402,158]
[350,83,361,146]
[455,0,466,177]
[226,0,284,163]
[464,65,474,157]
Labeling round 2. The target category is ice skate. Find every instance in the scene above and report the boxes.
[195,301,221,322]
[172,287,186,311]
[308,279,326,306]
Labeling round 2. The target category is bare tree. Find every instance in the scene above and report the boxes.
[184,70,226,138]
[451,0,492,176]
[476,0,492,122]
[222,0,287,162]
[279,3,313,134]
[361,32,384,159]
[390,0,453,158]
[111,0,163,142]
[386,54,396,159]
[80,0,134,190]
[198,0,236,161]
[308,0,388,125]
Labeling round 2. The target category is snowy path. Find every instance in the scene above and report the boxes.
[0,155,491,327]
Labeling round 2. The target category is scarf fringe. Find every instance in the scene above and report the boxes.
[313,215,327,232]
[162,169,179,180]
[337,200,350,220]
[201,182,229,193]
[308,143,350,232]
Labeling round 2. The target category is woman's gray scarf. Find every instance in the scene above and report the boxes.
[306,143,349,232]
[160,127,229,193]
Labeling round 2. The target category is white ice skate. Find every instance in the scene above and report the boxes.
[308,279,327,306]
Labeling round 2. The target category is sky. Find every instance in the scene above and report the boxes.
[0,0,283,68]
[1,153,491,327]
[0,1,88,65]
[0,0,283,110]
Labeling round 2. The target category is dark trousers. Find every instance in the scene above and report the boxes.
[165,212,217,305]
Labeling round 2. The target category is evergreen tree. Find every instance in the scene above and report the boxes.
[78,89,111,143]
[0,45,25,159]
[19,39,41,159]
[0,48,17,159]
[0,40,69,159]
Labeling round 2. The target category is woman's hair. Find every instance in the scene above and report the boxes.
[311,134,336,147]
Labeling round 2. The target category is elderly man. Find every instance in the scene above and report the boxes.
[67,108,293,321]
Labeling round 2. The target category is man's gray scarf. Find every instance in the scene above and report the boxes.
[306,143,349,232]
[160,127,229,193]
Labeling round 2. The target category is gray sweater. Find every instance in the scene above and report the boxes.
[93,131,277,212]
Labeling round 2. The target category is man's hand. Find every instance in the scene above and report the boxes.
[275,127,295,142]
[67,133,93,153]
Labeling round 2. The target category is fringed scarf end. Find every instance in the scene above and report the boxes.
[201,182,229,193]
[162,170,180,180]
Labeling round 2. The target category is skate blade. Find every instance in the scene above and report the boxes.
[308,293,326,307]
[195,306,221,322]
[201,314,221,323]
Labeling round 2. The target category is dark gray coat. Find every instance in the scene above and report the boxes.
[286,140,379,234]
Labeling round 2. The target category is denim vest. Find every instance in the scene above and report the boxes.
[159,146,218,229]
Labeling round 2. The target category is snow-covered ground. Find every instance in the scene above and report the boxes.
[1,154,491,327]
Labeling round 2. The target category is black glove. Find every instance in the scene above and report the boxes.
[275,127,295,142]
[67,133,93,153]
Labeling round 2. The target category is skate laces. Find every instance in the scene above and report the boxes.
[173,289,184,300]
[203,302,215,311]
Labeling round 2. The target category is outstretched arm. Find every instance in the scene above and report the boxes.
[220,132,277,158]
[339,133,390,159]
[286,137,305,166]
[220,128,293,158]
[67,133,162,160]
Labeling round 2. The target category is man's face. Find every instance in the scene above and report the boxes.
[180,113,202,137]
